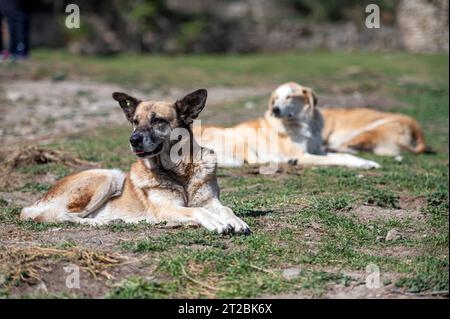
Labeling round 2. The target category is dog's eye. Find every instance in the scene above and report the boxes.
[152,117,167,125]
[132,119,139,126]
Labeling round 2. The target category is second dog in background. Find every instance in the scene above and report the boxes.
[195,82,380,169]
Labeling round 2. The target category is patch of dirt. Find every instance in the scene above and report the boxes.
[1,244,155,298]
[262,268,445,299]
[9,258,157,298]
[349,204,426,223]
[263,285,445,299]
[359,245,423,259]
[317,82,409,111]
[1,245,128,282]
[398,194,428,211]
[0,165,24,191]
[324,283,440,299]
[8,263,109,298]
[346,195,429,224]
[260,292,311,299]
[0,218,182,249]
[0,191,40,207]
[321,67,411,111]
[318,94,401,111]
[325,268,446,299]
[0,219,184,298]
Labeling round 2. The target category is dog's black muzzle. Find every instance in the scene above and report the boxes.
[130,131,164,158]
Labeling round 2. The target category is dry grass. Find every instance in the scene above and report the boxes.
[0,245,134,289]
[3,146,100,169]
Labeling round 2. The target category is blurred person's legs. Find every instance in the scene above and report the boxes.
[0,3,11,61]
[4,0,29,60]
[0,14,3,61]
[0,14,2,51]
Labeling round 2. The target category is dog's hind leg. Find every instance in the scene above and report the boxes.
[65,169,126,219]
[337,130,379,154]
[373,144,401,156]
[20,169,126,223]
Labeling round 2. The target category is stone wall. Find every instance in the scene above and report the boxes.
[24,0,448,54]
[397,0,449,53]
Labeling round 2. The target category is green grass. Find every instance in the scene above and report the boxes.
[5,49,448,90]
[18,163,70,179]
[0,50,448,298]
[395,256,449,293]
[107,278,179,299]
[364,189,399,208]
[129,230,350,298]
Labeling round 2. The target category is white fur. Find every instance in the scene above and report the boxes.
[275,85,293,102]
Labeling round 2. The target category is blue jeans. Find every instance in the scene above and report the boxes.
[0,14,3,52]
[0,0,29,57]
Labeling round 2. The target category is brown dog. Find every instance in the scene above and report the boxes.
[21,89,250,235]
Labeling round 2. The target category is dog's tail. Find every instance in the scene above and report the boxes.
[401,118,429,154]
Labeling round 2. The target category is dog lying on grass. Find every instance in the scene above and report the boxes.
[21,89,250,235]
[195,82,380,169]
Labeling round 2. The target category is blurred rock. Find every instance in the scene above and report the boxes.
[385,229,403,242]
[282,267,301,280]
[376,235,385,242]
[35,281,48,293]
[397,0,449,53]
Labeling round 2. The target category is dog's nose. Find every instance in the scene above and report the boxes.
[130,133,143,147]
[272,106,281,116]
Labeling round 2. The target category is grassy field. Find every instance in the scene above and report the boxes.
[0,50,448,298]
[2,49,448,89]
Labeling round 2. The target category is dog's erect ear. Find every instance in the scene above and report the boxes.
[268,91,277,110]
[175,89,207,125]
[112,92,141,122]
[301,87,318,109]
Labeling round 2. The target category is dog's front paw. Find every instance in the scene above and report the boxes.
[225,215,251,235]
[360,160,381,169]
[193,208,234,234]
[194,207,251,235]
[219,207,251,235]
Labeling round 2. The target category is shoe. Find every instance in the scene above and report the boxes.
[0,50,11,62]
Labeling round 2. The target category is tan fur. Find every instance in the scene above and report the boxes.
[195,82,380,169]
[21,91,250,235]
[321,108,427,156]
